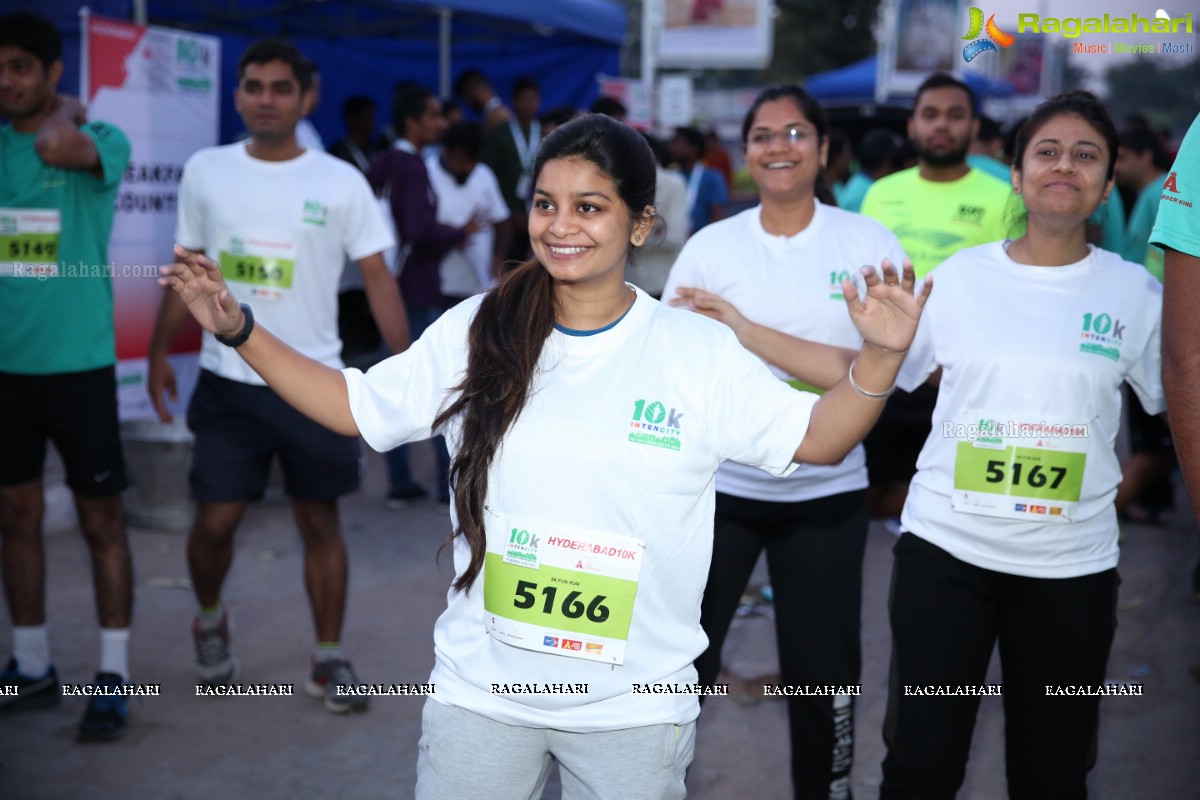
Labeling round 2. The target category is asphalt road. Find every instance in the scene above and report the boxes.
[0,444,1196,799]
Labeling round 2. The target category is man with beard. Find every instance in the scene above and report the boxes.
[860,73,1013,521]
[861,73,1012,279]
[0,10,133,741]
[426,120,511,307]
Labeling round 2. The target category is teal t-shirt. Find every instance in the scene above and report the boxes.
[860,166,1015,278]
[1093,190,1125,258]
[1150,113,1200,263]
[835,170,874,213]
[1121,171,1168,275]
[0,120,130,374]
[966,153,1011,183]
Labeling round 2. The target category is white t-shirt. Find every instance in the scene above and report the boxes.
[177,143,394,385]
[295,119,325,152]
[343,287,817,731]
[662,202,908,502]
[898,242,1164,578]
[425,155,510,298]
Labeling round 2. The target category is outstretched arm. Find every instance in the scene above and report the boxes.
[670,287,856,389]
[158,247,359,436]
[793,260,931,465]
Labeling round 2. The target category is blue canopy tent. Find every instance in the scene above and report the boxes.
[806,55,1014,109]
[6,0,626,144]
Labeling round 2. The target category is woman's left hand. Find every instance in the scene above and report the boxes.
[668,286,750,340]
[843,258,931,357]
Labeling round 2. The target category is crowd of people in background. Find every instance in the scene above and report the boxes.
[3,9,1200,800]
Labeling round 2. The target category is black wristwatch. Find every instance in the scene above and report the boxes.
[215,303,255,348]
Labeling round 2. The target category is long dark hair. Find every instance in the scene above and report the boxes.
[432,113,657,592]
[741,85,833,203]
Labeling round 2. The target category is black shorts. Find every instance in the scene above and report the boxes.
[864,383,939,486]
[186,370,361,503]
[0,367,128,497]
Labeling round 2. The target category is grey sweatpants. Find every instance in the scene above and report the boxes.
[416,698,697,800]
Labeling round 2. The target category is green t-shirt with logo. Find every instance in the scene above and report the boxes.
[0,121,130,374]
[1150,113,1200,262]
[860,166,1015,278]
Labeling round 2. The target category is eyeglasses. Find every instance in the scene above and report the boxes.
[747,128,810,147]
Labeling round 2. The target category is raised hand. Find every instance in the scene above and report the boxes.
[667,286,750,340]
[842,259,931,357]
[157,245,244,338]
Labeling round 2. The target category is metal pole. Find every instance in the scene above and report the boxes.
[79,6,90,101]
[133,0,147,25]
[642,0,658,132]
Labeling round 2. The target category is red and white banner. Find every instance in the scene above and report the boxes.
[82,11,219,419]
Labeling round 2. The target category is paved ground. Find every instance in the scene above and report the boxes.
[1,442,1197,799]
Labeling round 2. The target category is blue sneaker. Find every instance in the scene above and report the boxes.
[78,671,127,742]
[0,657,61,711]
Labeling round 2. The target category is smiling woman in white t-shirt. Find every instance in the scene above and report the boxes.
[662,84,908,798]
[157,113,930,800]
[678,92,1163,800]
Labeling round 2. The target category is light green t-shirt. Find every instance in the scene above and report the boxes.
[0,121,130,374]
[1150,113,1200,262]
[860,166,1014,278]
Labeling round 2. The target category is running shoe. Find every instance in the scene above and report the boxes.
[193,610,237,685]
[78,671,127,742]
[385,485,428,509]
[0,658,61,711]
[306,657,369,714]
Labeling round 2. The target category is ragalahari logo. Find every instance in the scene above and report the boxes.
[961,7,1015,62]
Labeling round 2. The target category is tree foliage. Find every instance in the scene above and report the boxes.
[1103,56,1200,135]
[767,0,882,82]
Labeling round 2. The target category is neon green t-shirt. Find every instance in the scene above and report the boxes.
[860,166,1014,278]
[1150,113,1200,262]
[0,121,130,374]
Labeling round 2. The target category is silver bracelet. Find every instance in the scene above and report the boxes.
[848,358,895,398]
